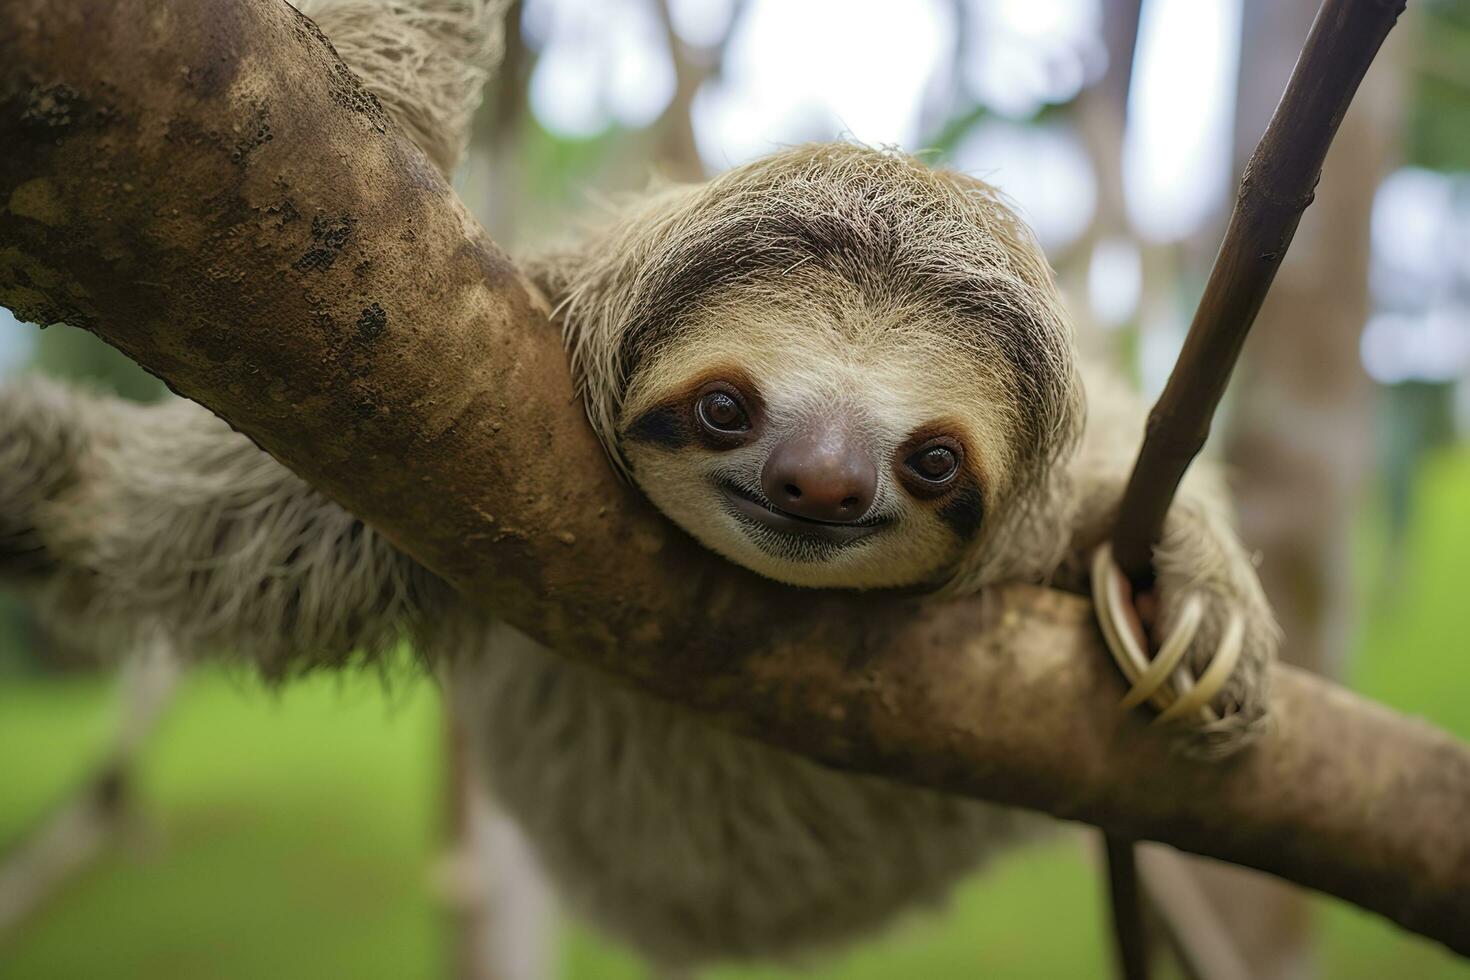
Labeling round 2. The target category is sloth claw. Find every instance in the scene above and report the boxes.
[1092,544,1254,731]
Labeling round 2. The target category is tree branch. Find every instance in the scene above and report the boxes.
[1111,0,1406,583]
[1104,3,1403,972]
[1,0,1466,956]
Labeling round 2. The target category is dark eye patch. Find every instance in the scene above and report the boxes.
[622,368,764,453]
[623,404,691,450]
[935,481,984,541]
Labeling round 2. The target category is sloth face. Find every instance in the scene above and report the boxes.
[617,286,1023,590]
[552,145,1082,590]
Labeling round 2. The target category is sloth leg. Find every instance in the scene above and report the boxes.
[0,377,447,676]
[294,0,511,177]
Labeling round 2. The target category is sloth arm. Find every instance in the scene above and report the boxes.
[0,378,447,676]
[1062,358,1278,746]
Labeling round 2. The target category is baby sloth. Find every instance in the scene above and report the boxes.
[0,30,1277,976]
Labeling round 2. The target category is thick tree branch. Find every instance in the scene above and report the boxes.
[0,0,1467,955]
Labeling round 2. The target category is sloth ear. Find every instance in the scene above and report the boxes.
[294,0,512,177]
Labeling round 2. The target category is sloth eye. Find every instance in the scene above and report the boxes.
[900,438,963,493]
[696,388,750,434]
[910,446,958,481]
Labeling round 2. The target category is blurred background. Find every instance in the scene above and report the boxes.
[2,0,1469,976]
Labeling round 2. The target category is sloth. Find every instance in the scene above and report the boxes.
[0,2,1278,976]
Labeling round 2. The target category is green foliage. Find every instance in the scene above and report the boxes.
[1407,0,1470,170]
[29,324,165,404]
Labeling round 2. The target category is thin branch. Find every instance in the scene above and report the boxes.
[1104,833,1152,980]
[1103,2,1403,973]
[0,0,1466,956]
[1111,0,1408,584]
[648,0,744,182]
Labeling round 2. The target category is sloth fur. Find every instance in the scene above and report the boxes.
[0,2,1278,974]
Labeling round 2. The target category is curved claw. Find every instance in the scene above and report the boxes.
[1091,543,1243,727]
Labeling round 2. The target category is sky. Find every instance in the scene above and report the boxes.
[527,0,1244,253]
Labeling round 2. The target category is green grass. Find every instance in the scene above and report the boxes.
[3,451,1470,978]
[0,674,446,979]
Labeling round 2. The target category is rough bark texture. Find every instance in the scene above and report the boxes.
[1,0,1468,955]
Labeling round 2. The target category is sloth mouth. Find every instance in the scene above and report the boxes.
[718,482,890,546]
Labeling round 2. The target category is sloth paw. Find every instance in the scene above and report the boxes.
[1092,510,1280,758]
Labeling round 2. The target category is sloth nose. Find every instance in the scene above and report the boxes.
[761,423,877,523]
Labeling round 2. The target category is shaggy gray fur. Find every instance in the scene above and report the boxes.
[0,379,446,677]
[451,622,1028,970]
